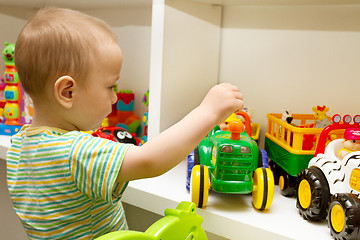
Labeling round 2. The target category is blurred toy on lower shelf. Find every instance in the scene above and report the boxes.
[0,42,32,136]
[107,90,141,136]
[140,90,149,145]
[92,126,140,145]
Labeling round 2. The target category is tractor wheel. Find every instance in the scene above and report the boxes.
[278,171,297,197]
[268,160,280,185]
[252,167,275,211]
[186,147,200,191]
[296,167,330,221]
[190,165,210,208]
[328,193,360,240]
[194,146,200,166]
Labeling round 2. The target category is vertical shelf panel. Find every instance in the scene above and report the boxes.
[148,0,222,138]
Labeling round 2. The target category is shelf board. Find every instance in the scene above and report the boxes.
[0,0,151,9]
[1,0,359,10]
[193,0,360,5]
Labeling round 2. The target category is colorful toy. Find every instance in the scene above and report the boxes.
[3,42,21,125]
[107,90,141,135]
[96,201,207,240]
[312,105,332,128]
[0,42,32,135]
[296,114,360,240]
[219,113,238,131]
[338,128,360,160]
[187,111,274,210]
[0,77,6,121]
[92,126,140,145]
[141,90,149,145]
[265,110,343,197]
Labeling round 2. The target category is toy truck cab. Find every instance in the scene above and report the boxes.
[187,111,274,211]
[296,114,360,240]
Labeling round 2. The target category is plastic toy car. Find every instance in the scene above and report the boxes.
[187,111,274,211]
[96,201,207,240]
[92,126,140,145]
[296,114,360,240]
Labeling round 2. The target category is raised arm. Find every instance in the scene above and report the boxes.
[117,83,244,183]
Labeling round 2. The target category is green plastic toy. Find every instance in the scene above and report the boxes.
[188,111,274,210]
[96,201,207,240]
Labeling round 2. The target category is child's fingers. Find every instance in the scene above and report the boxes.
[234,91,243,100]
[234,99,244,113]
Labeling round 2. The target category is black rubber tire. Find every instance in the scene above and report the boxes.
[296,167,330,221]
[194,146,200,166]
[329,193,360,240]
[269,160,280,185]
[279,171,297,197]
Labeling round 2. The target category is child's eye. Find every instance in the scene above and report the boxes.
[108,85,115,90]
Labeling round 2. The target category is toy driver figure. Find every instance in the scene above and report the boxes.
[338,128,360,160]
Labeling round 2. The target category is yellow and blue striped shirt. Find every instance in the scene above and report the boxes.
[7,125,132,239]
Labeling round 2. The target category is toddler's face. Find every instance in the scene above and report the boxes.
[343,139,360,151]
[73,42,122,130]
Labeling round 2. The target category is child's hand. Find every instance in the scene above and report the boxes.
[199,83,244,125]
[118,83,244,182]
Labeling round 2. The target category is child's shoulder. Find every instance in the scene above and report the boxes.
[12,125,92,142]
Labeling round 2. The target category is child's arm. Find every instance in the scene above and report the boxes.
[116,83,244,182]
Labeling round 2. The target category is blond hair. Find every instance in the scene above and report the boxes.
[15,7,118,101]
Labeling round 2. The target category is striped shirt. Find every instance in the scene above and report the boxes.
[7,125,132,239]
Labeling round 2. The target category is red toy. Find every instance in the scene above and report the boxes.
[92,126,140,145]
[107,90,141,135]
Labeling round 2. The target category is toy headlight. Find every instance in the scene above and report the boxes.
[221,145,233,153]
[240,146,251,153]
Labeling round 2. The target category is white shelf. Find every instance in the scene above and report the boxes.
[1,1,359,239]
[0,135,332,239]
[122,160,332,240]
[1,0,359,9]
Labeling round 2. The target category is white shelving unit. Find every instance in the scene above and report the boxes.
[0,135,332,239]
[1,0,360,239]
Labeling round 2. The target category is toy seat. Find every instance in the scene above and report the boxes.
[96,201,207,240]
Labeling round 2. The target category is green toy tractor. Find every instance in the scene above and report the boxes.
[97,201,207,240]
[187,111,274,210]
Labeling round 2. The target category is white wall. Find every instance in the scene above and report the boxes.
[0,7,28,74]
[219,5,360,147]
[0,6,152,121]
[84,7,152,120]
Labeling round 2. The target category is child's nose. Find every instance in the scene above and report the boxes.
[112,92,118,104]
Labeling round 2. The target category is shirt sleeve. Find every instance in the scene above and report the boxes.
[69,132,132,204]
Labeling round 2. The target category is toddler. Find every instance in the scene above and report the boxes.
[6,7,243,240]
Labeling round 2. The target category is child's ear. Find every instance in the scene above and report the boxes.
[54,76,76,109]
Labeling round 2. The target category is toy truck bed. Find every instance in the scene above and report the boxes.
[265,113,344,197]
[265,113,343,177]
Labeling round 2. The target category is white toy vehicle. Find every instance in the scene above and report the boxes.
[296,114,360,240]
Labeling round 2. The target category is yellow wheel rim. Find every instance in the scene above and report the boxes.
[190,165,209,208]
[331,203,345,233]
[252,168,264,210]
[252,168,274,210]
[279,175,284,190]
[298,179,311,209]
